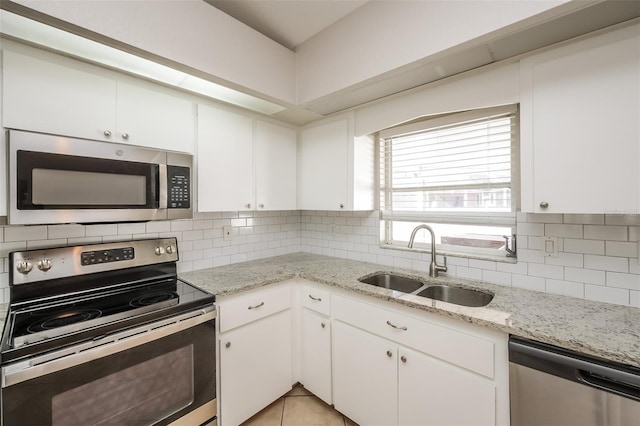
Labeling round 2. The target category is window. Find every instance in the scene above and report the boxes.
[379,105,519,259]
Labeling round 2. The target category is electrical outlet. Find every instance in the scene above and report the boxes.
[223,225,232,241]
[542,236,558,257]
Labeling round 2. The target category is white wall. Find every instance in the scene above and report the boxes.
[12,0,297,104]
[295,0,571,104]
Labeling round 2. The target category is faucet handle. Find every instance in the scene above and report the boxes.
[437,255,448,273]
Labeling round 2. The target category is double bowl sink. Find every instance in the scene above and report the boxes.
[358,273,493,307]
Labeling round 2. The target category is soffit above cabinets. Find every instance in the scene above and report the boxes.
[1,0,639,125]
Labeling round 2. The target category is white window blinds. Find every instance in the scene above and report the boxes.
[380,105,519,227]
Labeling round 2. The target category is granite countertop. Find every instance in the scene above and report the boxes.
[180,252,640,369]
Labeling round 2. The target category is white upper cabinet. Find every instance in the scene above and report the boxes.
[520,24,640,214]
[255,120,297,210]
[2,50,195,153]
[3,50,116,141]
[197,105,297,212]
[115,82,195,152]
[197,104,254,212]
[298,114,374,211]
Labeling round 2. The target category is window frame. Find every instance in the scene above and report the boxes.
[379,104,520,260]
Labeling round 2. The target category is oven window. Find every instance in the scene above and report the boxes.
[52,345,193,425]
[32,169,147,205]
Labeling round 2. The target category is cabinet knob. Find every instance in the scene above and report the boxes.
[321,322,326,329]
[246,203,252,209]
[539,201,549,209]
[259,203,264,208]
[339,203,344,209]
[225,342,231,349]
[386,350,392,358]
[122,132,130,140]
[401,355,407,363]
[103,130,112,137]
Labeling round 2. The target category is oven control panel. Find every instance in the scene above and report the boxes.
[81,247,135,266]
[167,165,190,209]
[10,238,179,285]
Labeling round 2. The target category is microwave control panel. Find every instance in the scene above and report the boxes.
[167,166,191,209]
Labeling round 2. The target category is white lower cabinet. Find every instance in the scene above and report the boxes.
[217,283,293,426]
[301,309,332,405]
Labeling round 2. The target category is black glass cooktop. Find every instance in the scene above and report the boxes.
[6,278,214,353]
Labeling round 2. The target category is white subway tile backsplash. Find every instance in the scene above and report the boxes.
[605,241,638,258]
[86,224,118,237]
[563,239,604,255]
[118,223,146,235]
[544,224,583,239]
[565,267,606,285]
[631,291,640,308]
[584,225,628,241]
[563,214,604,225]
[517,222,544,236]
[469,259,497,271]
[48,224,85,239]
[512,274,546,292]
[455,266,483,280]
[545,279,584,298]
[584,255,629,273]
[496,260,528,275]
[527,213,563,223]
[4,226,48,242]
[483,270,512,286]
[528,263,564,280]
[605,272,640,291]
[585,284,629,306]
[544,252,583,268]
[604,215,640,226]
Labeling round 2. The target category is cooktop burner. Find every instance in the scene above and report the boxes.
[27,309,103,334]
[129,291,178,307]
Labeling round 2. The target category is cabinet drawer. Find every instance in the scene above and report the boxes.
[333,295,494,378]
[301,284,331,316]
[218,284,291,333]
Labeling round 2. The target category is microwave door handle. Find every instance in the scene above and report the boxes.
[159,164,168,209]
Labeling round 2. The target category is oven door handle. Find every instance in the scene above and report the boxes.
[2,307,216,388]
[159,164,168,209]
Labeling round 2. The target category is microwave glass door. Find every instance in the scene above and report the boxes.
[17,150,158,210]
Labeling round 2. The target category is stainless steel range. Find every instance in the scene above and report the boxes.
[1,237,216,426]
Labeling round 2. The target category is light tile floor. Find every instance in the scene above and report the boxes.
[240,385,358,426]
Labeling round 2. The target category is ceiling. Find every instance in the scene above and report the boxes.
[203,0,369,50]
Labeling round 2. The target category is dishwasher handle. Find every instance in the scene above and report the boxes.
[509,337,640,402]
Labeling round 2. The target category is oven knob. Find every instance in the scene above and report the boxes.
[38,259,53,272]
[154,246,165,256]
[16,261,33,274]
[166,245,176,254]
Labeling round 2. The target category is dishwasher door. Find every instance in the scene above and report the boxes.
[509,336,640,426]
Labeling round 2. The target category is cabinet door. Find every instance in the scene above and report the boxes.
[116,82,194,152]
[298,119,349,210]
[197,104,254,212]
[521,25,640,214]
[3,50,116,141]
[301,309,332,405]
[398,346,495,426]
[255,120,297,210]
[333,321,397,426]
[219,309,292,426]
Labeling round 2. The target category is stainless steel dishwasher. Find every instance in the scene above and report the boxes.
[509,336,640,426]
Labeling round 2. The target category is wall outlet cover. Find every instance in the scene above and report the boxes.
[223,225,232,241]
[542,236,558,257]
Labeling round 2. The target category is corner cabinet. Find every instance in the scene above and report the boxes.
[216,282,294,426]
[2,49,195,152]
[197,104,297,212]
[298,113,374,211]
[520,23,640,214]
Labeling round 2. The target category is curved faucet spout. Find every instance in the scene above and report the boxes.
[407,224,448,278]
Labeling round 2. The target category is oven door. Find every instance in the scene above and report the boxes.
[2,308,216,426]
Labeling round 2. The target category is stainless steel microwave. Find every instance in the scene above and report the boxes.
[7,130,193,225]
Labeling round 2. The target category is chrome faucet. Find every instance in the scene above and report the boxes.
[408,224,448,278]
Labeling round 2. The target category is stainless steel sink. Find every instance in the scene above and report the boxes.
[415,285,493,307]
[358,273,424,293]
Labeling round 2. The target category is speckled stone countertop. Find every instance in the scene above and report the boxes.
[180,252,640,369]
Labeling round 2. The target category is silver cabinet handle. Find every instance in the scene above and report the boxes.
[248,302,264,310]
[321,322,326,329]
[540,201,549,208]
[308,294,322,302]
[386,320,407,331]
[103,130,112,137]
[225,342,231,349]
[122,132,130,140]
[401,355,407,363]
[386,350,392,358]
